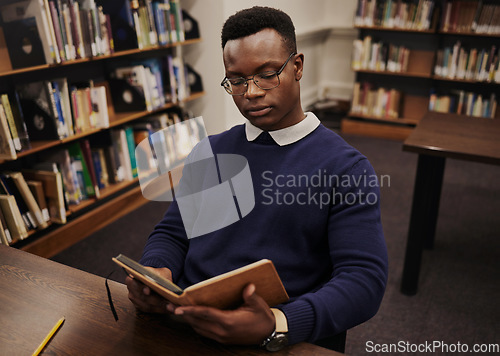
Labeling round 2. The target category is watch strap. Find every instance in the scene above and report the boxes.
[270,308,288,333]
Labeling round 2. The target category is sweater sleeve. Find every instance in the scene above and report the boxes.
[280,158,388,344]
[139,200,189,282]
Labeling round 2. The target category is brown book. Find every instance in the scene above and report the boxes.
[0,104,17,160]
[0,214,10,245]
[27,180,50,223]
[0,194,28,241]
[113,255,289,310]
[22,170,67,224]
[8,172,48,229]
[0,208,12,245]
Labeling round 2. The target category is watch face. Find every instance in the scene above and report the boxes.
[266,333,289,352]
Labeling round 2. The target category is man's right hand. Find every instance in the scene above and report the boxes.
[125,267,173,314]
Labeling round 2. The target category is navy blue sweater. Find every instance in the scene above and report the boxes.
[140,123,388,345]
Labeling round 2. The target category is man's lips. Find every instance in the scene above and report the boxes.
[246,106,272,117]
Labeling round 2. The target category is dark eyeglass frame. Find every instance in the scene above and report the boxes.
[221,52,297,96]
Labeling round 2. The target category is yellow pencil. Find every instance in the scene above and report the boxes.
[32,317,65,356]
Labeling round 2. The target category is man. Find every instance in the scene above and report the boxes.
[126,6,388,352]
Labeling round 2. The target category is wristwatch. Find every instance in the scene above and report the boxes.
[260,308,289,352]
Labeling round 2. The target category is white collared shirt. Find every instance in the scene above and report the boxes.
[245,112,321,146]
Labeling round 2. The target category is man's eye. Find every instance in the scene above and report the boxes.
[258,72,276,80]
[230,79,246,86]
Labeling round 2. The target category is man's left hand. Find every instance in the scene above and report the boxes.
[170,283,275,345]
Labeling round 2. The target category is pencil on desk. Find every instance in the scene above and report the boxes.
[32,317,65,356]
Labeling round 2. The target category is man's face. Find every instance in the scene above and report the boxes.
[223,29,304,131]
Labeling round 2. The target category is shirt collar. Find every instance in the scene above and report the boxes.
[245,112,320,146]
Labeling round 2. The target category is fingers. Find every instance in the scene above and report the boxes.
[125,275,169,314]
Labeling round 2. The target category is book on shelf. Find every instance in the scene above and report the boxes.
[27,180,51,223]
[44,149,83,205]
[67,141,98,199]
[8,172,49,229]
[0,0,59,66]
[0,194,29,241]
[15,81,64,140]
[352,36,410,73]
[0,218,11,246]
[354,0,436,30]
[0,104,17,160]
[23,169,67,224]
[91,147,109,189]
[351,81,402,119]
[0,94,27,153]
[441,0,500,35]
[0,208,13,245]
[0,174,36,231]
[113,255,289,309]
[110,128,134,182]
[429,89,497,118]
[1,17,48,69]
[434,42,499,83]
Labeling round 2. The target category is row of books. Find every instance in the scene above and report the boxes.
[0,79,109,159]
[351,82,402,119]
[352,36,410,72]
[434,42,499,82]
[0,0,115,69]
[108,54,195,113]
[354,0,435,30]
[0,169,63,245]
[440,0,500,34]
[126,0,186,49]
[429,90,497,118]
[0,110,205,245]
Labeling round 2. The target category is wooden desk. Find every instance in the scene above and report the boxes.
[401,112,500,295]
[0,245,339,355]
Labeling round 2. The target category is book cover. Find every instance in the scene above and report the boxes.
[16,81,60,140]
[0,174,35,230]
[0,94,22,151]
[0,194,29,241]
[79,139,100,198]
[2,17,47,69]
[0,0,57,64]
[44,149,83,205]
[67,141,97,198]
[0,104,17,160]
[124,126,138,178]
[0,205,13,245]
[113,255,289,310]
[22,169,67,224]
[27,180,51,223]
[9,172,48,229]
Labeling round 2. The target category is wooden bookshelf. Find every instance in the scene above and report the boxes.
[0,0,203,257]
[345,0,500,140]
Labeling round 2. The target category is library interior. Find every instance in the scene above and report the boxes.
[0,0,498,355]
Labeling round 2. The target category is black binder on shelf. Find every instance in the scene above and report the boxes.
[2,17,47,69]
[181,10,200,40]
[185,63,203,93]
[97,0,139,51]
[107,78,147,112]
[16,82,60,141]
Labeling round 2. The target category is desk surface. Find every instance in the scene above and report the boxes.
[0,245,339,355]
[403,112,500,165]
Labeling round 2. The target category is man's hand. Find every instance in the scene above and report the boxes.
[169,284,275,345]
[125,267,173,314]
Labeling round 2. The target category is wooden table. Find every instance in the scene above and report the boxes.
[0,245,339,355]
[401,112,500,295]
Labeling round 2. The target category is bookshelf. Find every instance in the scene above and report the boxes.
[343,0,500,141]
[0,0,204,257]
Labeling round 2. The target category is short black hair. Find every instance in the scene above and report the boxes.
[221,6,296,53]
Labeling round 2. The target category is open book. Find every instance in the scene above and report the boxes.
[113,254,289,309]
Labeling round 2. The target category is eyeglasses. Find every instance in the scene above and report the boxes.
[221,52,296,96]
